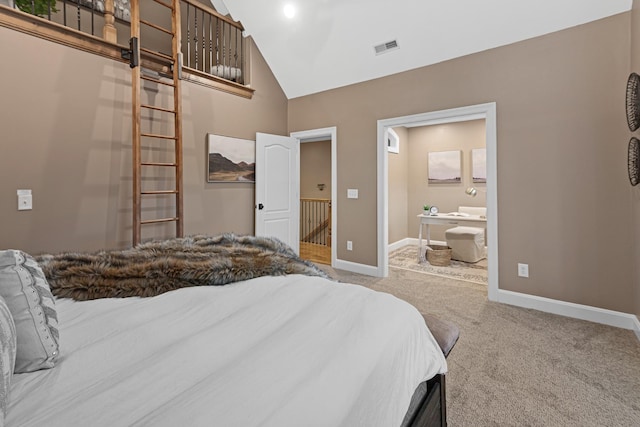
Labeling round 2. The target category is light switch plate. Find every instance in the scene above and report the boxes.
[347,189,358,199]
[517,263,529,278]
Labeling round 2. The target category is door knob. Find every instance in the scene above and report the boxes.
[258,203,264,210]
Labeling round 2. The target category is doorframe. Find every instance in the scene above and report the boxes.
[377,102,499,301]
[290,127,338,268]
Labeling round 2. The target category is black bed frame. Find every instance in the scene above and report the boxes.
[406,374,447,427]
[404,313,459,427]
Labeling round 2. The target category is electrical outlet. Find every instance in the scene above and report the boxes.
[518,263,529,278]
[347,241,353,251]
[17,189,32,211]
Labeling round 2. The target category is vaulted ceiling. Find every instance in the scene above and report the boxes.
[211,0,632,99]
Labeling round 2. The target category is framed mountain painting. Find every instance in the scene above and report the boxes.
[207,134,255,183]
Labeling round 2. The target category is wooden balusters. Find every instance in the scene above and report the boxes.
[103,0,116,43]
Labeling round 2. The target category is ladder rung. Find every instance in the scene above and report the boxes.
[141,217,179,225]
[140,19,173,36]
[141,104,176,114]
[141,48,173,62]
[152,0,173,9]
[141,74,176,87]
[141,190,179,195]
[141,132,178,140]
[141,162,177,167]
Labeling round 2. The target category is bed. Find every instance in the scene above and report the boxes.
[0,234,450,427]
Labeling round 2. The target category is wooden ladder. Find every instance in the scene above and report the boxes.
[129,0,183,246]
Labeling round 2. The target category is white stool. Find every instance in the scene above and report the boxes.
[445,226,485,263]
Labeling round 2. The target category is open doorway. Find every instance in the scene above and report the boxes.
[377,103,499,301]
[291,127,337,268]
[387,120,487,282]
[299,139,332,264]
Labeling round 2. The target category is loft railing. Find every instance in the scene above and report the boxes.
[8,0,130,42]
[14,1,98,35]
[300,198,331,247]
[182,0,244,84]
[0,0,251,96]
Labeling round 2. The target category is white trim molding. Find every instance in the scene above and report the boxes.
[498,289,640,334]
[334,259,380,276]
[389,236,640,340]
[387,228,640,340]
[388,238,447,252]
[389,238,417,252]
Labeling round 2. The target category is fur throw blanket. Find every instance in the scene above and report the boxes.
[36,234,330,301]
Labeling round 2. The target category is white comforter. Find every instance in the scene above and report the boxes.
[7,275,446,427]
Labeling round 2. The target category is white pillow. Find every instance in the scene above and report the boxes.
[0,250,59,373]
[0,294,16,423]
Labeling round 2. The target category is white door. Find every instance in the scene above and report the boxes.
[255,132,299,253]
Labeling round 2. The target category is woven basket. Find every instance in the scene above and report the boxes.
[426,245,452,267]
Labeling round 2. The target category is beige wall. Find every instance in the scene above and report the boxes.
[289,13,634,313]
[388,126,409,244]
[300,140,331,199]
[407,120,486,242]
[0,29,287,254]
[631,1,640,320]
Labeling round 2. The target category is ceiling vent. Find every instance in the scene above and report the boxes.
[374,40,399,55]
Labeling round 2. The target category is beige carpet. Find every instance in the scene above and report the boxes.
[316,264,640,427]
[390,245,488,285]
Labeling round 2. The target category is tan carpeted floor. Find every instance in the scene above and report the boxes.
[316,264,640,427]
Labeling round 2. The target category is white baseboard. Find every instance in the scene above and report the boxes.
[388,238,446,252]
[498,289,640,335]
[334,259,380,277]
[385,240,640,342]
[389,238,416,252]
